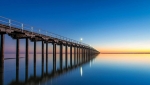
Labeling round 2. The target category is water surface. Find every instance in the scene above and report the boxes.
[3,54,150,85]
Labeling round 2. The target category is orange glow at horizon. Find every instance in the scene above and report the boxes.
[93,40,150,53]
[97,48,150,53]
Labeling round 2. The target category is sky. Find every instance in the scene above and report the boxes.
[1,0,150,53]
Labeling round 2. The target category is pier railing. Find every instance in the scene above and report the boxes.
[0,16,91,47]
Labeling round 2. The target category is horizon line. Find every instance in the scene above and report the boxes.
[100,52,150,54]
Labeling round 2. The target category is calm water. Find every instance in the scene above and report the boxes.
[2,54,150,85]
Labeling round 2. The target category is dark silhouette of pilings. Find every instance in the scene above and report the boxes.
[42,41,44,59]
[86,49,87,61]
[41,41,44,76]
[82,48,84,62]
[25,38,29,82]
[25,38,29,67]
[46,42,48,58]
[74,47,76,65]
[60,44,63,70]
[34,41,36,62]
[84,48,85,62]
[33,40,36,78]
[46,42,48,73]
[79,47,80,63]
[70,45,72,67]
[0,34,4,72]
[77,47,78,64]
[0,33,4,85]
[53,43,56,72]
[65,45,68,68]
[16,38,19,82]
[16,38,19,70]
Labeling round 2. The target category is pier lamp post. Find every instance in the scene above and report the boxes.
[80,38,83,43]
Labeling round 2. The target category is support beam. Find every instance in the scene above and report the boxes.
[16,38,19,82]
[60,44,63,70]
[85,49,87,61]
[25,38,29,82]
[41,41,44,76]
[84,49,85,61]
[65,45,68,68]
[74,47,76,65]
[0,34,4,85]
[88,49,89,56]
[82,48,83,55]
[42,41,44,58]
[84,48,85,60]
[46,42,48,73]
[0,34,4,72]
[16,38,19,70]
[46,42,48,58]
[79,47,80,64]
[53,43,56,72]
[86,49,87,61]
[25,38,29,68]
[77,47,78,64]
[88,48,91,60]
[82,48,83,62]
[82,48,84,62]
[89,49,90,56]
[70,45,72,66]
[33,40,36,77]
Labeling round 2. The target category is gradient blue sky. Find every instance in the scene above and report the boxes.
[1,0,150,53]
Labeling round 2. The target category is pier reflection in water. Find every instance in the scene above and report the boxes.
[2,53,97,85]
